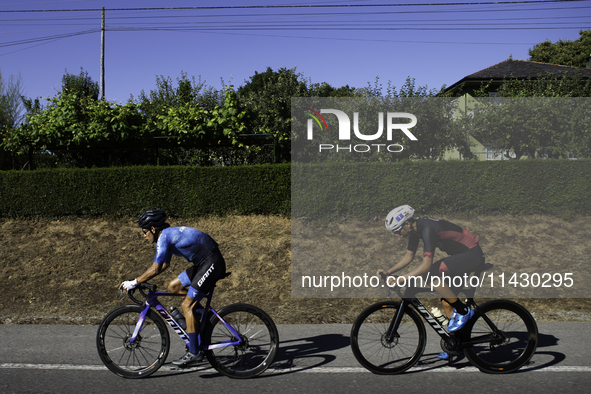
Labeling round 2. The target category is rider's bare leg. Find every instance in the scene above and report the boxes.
[432,284,468,315]
[441,299,453,318]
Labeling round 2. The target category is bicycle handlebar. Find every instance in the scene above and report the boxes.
[138,283,158,292]
[119,283,157,305]
[380,272,404,298]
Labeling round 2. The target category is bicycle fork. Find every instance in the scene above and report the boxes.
[129,303,150,344]
[386,299,452,341]
[384,299,411,343]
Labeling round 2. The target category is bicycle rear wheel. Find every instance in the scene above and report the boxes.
[203,303,279,378]
[350,301,426,374]
[463,300,538,373]
[96,304,170,378]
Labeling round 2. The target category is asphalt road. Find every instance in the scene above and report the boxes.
[1,321,590,393]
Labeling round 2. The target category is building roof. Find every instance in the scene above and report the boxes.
[445,57,591,94]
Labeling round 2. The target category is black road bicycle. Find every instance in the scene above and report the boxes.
[350,264,538,374]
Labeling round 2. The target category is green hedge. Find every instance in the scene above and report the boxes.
[291,160,591,218]
[1,160,589,219]
[0,164,291,219]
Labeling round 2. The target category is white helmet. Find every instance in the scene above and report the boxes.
[385,205,415,232]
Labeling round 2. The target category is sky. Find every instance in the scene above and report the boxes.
[0,0,589,105]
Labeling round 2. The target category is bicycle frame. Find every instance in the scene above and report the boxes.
[387,284,506,351]
[383,262,505,350]
[128,288,242,352]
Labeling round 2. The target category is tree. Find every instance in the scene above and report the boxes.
[238,67,310,132]
[134,72,224,119]
[0,70,25,130]
[61,67,99,100]
[462,96,590,160]
[2,92,143,167]
[132,73,253,166]
[496,70,591,98]
[238,67,310,162]
[462,46,591,160]
[0,69,26,169]
[309,82,358,97]
[528,29,591,68]
[2,84,248,168]
[462,66,591,160]
[154,86,246,147]
[379,77,471,161]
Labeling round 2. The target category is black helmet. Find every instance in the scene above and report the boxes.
[138,209,168,229]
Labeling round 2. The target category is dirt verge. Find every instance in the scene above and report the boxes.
[1,215,590,325]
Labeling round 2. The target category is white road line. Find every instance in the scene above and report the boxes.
[269,365,591,374]
[0,363,214,373]
[0,363,108,371]
[1,363,590,373]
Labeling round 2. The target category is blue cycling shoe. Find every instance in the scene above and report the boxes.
[447,308,474,332]
[437,352,449,360]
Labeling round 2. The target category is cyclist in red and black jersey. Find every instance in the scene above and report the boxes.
[377,205,485,359]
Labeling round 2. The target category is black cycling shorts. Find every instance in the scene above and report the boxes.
[178,248,226,300]
[429,244,485,281]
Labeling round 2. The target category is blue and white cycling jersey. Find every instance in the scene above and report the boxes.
[154,226,218,265]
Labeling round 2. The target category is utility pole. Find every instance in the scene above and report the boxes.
[99,7,105,100]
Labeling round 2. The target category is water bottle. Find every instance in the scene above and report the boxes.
[430,307,448,326]
[170,307,187,330]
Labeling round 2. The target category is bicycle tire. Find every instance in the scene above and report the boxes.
[96,304,170,378]
[462,299,538,374]
[350,301,426,374]
[203,303,279,378]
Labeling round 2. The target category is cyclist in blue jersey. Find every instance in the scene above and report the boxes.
[377,205,485,360]
[119,209,226,367]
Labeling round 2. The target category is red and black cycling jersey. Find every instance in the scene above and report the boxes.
[407,218,479,259]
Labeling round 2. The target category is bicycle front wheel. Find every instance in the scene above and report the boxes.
[350,301,426,374]
[96,304,170,378]
[463,300,538,373]
[203,303,279,379]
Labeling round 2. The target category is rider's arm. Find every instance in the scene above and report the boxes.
[399,225,436,279]
[385,249,415,274]
[401,254,433,279]
[136,260,170,284]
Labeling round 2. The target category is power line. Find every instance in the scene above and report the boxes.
[1,3,588,31]
[0,0,587,13]
[109,26,590,32]
[5,15,587,31]
[0,0,587,53]
[0,29,97,48]
[3,7,590,24]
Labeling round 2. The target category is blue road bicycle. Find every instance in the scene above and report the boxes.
[96,273,279,379]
